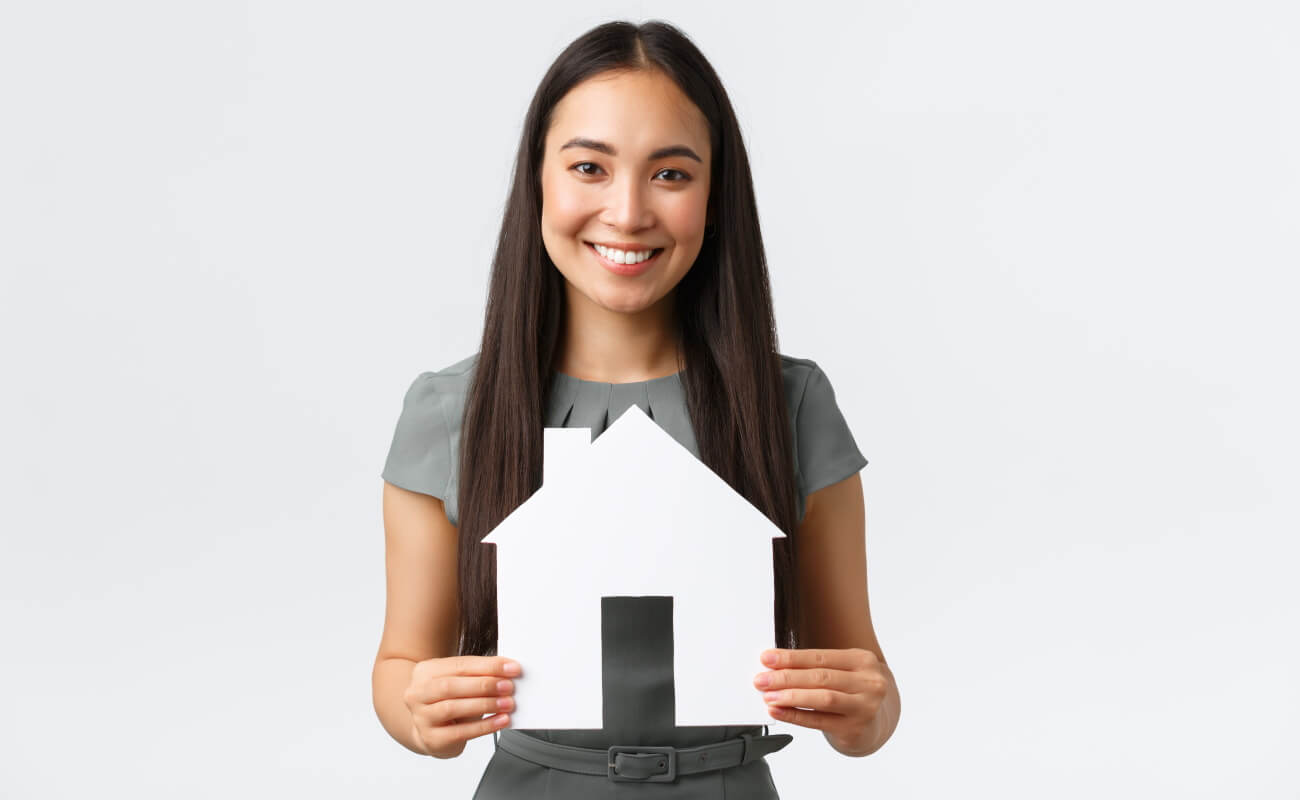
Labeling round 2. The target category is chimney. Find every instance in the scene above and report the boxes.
[543,427,591,487]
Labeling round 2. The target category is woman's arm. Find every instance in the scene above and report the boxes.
[373,482,462,755]
[789,473,901,756]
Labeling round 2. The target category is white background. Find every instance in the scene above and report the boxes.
[2,1,1297,797]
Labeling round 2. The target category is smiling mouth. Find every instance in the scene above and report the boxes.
[583,241,665,275]
[583,241,665,261]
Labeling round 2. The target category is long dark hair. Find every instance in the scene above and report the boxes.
[456,19,802,657]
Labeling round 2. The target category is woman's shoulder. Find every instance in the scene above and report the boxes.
[775,352,869,510]
[777,352,835,414]
[404,351,479,395]
[389,350,480,449]
[777,352,820,380]
[380,352,479,507]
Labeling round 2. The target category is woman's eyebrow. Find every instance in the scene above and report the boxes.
[559,136,702,163]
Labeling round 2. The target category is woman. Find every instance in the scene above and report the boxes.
[374,19,901,798]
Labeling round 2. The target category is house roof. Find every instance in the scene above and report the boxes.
[481,404,786,546]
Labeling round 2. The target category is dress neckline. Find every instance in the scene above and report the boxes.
[551,369,684,388]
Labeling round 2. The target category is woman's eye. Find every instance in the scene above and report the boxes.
[571,163,690,182]
[656,168,690,182]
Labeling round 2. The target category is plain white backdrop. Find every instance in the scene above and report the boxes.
[2,1,1297,797]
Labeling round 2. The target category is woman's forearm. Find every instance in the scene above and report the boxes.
[372,656,433,756]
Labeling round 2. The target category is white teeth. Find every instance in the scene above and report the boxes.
[593,243,656,264]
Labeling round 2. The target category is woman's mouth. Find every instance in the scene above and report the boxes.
[585,241,665,277]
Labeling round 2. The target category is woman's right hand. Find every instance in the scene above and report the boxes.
[404,655,521,758]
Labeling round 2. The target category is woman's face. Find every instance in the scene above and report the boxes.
[540,69,712,316]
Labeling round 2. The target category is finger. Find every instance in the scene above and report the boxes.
[433,655,523,678]
[408,675,515,704]
[423,712,511,751]
[419,694,516,726]
[754,666,868,694]
[761,687,860,715]
[766,704,848,733]
[760,647,876,672]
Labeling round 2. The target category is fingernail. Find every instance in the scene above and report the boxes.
[764,691,781,702]
[497,680,513,693]
[493,714,510,727]
[761,651,778,666]
[754,673,771,688]
[503,660,521,676]
[497,697,513,710]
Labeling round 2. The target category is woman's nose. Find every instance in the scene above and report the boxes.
[605,175,654,231]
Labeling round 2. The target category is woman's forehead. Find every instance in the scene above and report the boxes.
[546,71,710,159]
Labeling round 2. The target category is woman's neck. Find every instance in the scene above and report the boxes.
[555,285,682,383]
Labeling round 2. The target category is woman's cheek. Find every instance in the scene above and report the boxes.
[667,191,709,242]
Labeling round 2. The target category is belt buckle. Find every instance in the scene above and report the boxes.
[607,744,677,782]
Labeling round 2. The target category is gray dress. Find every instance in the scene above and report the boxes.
[382,352,869,799]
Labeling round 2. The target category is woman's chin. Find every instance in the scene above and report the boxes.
[598,296,655,315]
[589,285,662,315]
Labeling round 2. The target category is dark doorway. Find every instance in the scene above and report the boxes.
[601,595,674,744]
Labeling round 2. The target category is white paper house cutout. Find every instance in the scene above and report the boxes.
[481,403,786,730]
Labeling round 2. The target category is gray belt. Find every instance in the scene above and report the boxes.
[493,728,793,783]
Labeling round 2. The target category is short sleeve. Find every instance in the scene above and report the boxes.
[381,371,455,506]
[793,361,869,502]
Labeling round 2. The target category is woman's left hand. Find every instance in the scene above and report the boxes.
[753,647,889,751]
